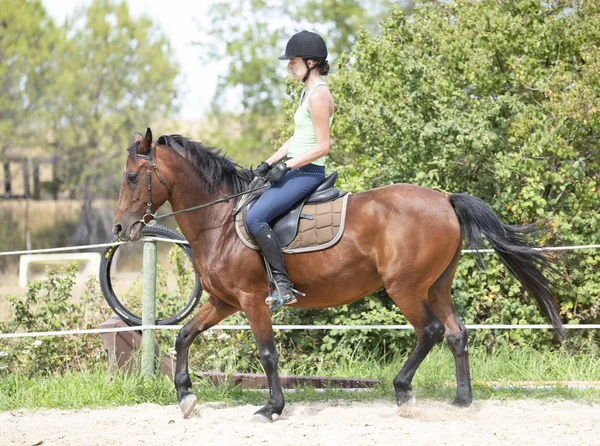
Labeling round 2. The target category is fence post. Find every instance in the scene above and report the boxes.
[141,239,157,378]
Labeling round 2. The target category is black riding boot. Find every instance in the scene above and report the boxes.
[254,224,297,306]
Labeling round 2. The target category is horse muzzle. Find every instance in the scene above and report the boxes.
[112,220,144,242]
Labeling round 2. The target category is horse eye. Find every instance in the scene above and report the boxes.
[127,173,138,183]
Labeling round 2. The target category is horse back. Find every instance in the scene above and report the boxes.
[346,183,459,234]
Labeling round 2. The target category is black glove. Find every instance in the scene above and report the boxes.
[252,161,271,178]
[266,162,290,184]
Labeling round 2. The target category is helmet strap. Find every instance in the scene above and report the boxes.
[302,58,316,83]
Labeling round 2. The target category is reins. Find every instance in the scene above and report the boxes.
[136,149,267,226]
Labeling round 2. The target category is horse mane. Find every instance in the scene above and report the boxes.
[155,134,253,195]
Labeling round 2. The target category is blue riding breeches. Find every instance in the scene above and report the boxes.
[245,163,325,237]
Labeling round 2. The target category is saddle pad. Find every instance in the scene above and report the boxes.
[235,193,349,254]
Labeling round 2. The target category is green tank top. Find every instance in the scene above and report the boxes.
[288,82,334,167]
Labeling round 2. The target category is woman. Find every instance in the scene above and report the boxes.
[245,30,335,307]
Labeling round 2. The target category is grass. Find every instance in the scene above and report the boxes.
[1,344,599,411]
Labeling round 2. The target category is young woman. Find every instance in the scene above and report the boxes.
[245,30,335,307]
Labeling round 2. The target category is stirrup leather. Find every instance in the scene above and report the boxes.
[262,257,304,310]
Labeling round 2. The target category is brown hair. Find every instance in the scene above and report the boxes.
[317,59,330,76]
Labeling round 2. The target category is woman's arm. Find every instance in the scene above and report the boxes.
[286,88,333,169]
[265,137,293,166]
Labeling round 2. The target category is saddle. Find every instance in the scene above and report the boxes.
[235,172,349,254]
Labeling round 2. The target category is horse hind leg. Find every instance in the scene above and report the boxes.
[174,295,238,418]
[428,247,473,407]
[388,290,445,406]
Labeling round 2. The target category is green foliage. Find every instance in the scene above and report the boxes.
[49,0,180,196]
[310,0,600,347]
[5,344,600,411]
[0,370,177,410]
[0,264,111,375]
[1,0,179,197]
[196,0,398,167]
[199,0,599,362]
[200,0,396,115]
[108,241,199,323]
[0,0,62,153]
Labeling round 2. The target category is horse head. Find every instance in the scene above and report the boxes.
[112,127,171,241]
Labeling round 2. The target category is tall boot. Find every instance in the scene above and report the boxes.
[254,224,297,306]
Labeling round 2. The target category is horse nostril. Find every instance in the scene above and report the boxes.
[113,224,122,235]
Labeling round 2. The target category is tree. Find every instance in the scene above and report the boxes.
[49,0,179,197]
[0,0,62,154]
[39,0,180,243]
[194,0,402,165]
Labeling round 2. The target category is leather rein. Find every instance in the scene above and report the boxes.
[136,149,267,226]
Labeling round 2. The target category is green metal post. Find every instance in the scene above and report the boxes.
[141,240,157,379]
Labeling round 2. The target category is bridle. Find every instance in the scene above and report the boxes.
[135,146,268,226]
[137,147,171,225]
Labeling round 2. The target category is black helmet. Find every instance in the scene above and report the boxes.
[278,30,328,60]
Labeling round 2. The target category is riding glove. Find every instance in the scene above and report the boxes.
[266,162,290,184]
[253,161,271,178]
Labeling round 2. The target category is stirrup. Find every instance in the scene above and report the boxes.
[265,282,304,310]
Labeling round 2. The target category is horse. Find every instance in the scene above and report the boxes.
[112,128,565,421]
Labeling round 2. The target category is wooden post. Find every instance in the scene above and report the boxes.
[22,158,30,198]
[3,161,11,197]
[141,239,157,378]
[32,159,40,199]
[51,157,58,200]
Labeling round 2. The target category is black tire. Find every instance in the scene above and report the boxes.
[99,224,202,326]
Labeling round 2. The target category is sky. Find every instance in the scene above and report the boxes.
[42,0,221,120]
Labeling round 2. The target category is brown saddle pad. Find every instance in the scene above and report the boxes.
[235,193,349,254]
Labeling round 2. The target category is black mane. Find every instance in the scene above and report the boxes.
[155,134,253,195]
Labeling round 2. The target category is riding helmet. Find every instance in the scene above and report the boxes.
[278,30,328,60]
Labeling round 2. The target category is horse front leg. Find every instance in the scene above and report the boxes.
[245,303,284,422]
[175,295,237,418]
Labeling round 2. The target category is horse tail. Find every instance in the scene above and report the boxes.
[449,193,565,341]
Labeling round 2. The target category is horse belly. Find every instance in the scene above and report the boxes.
[285,235,383,309]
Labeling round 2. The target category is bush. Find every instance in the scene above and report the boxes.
[0,264,111,375]
[283,0,600,350]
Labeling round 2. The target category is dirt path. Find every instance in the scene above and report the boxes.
[2,399,599,445]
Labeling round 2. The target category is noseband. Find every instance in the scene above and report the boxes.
[138,147,171,225]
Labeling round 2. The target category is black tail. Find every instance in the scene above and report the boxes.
[449,193,565,341]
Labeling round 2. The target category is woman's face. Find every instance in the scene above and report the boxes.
[287,57,314,81]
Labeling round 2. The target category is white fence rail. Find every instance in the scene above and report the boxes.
[1,324,600,340]
[1,239,599,362]
[0,242,599,257]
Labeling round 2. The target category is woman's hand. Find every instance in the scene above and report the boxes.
[266,162,290,184]
[252,161,271,178]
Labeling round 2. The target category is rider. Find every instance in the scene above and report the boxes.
[245,30,335,306]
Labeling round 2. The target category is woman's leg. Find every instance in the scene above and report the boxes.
[245,167,324,306]
[245,167,324,237]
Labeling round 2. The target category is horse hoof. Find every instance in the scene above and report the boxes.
[396,396,418,418]
[251,413,272,423]
[180,394,198,419]
[396,393,416,406]
[451,397,472,408]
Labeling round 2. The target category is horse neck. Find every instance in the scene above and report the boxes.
[167,163,238,252]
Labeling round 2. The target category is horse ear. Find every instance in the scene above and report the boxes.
[134,132,143,143]
[136,127,153,154]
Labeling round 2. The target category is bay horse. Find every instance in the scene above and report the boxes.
[112,128,565,421]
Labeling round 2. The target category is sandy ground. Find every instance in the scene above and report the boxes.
[1,399,599,446]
